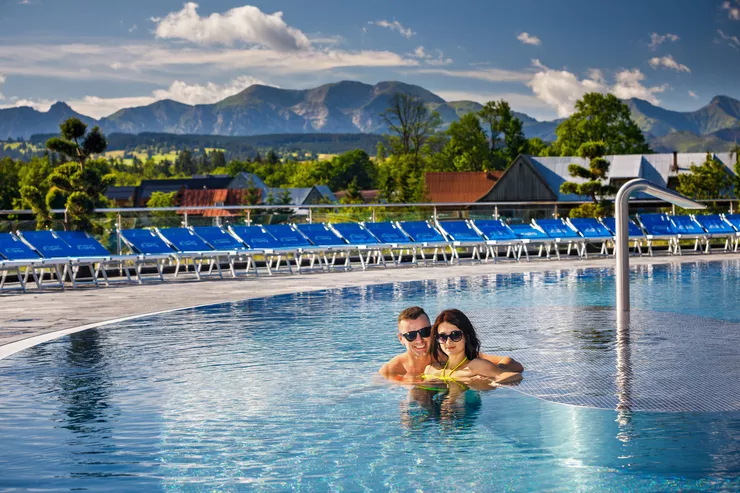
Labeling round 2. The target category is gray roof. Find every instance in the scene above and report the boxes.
[526,152,738,201]
[266,187,314,205]
[314,185,337,203]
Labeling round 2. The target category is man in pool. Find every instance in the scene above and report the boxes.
[379,306,524,379]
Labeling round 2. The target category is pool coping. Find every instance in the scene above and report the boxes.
[1,253,736,360]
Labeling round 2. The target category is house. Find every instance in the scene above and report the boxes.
[334,189,381,203]
[482,152,738,206]
[228,172,337,205]
[105,186,137,207]
[425,171,503,203]
[179,188,259,217]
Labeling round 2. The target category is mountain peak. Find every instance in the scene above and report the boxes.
[47,101,72,112]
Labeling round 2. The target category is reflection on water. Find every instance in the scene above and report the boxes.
[400,384,483,430]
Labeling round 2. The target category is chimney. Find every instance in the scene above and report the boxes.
[671,152,678,173]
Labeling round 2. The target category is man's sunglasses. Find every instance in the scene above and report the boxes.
[437,330,464,343]
[400,326,432,341]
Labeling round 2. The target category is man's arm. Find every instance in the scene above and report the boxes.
[479,353,524,373]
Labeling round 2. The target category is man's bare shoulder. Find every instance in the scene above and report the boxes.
[379,354,409,376]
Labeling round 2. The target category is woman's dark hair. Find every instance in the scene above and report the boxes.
[429,309,481,364]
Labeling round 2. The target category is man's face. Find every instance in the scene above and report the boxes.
[398,315,432,357]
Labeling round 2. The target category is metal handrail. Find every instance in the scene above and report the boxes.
[0,197,734,216]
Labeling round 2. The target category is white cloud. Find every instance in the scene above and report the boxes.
[648,55,690,72]
[527,61,667,117]
[151,75,267,105]
[153,2,311,51]
[717,29,740,49]
[407,46,453,66]
[370,19,415,39]
[722,1,740,20]
[128,24,137,33]
[517,32,541,46]
[611,68,668,102]
[414,67,532,83]
[434,90,556,119]
[648,32,679,50]
[689,90,698,99]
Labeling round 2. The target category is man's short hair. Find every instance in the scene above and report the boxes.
[398,306,428,324]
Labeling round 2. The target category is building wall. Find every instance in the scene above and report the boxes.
[479,157,557,202]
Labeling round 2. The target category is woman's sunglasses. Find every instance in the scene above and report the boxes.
[401,326,432,341]
[436,330,464,343]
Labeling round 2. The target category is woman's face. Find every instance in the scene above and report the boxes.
[436,321,466,358]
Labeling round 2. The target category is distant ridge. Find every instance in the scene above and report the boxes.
[2,80,740,151]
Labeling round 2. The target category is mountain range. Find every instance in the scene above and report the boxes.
[1,80,739,152]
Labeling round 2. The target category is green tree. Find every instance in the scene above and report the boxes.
[381,93,442,168]
[147,191,179,227]
[39,119,113,230]
[340,177,364,204]
[266,149,280,165]
[479,100,528,168]
[175,149,197,175]
[560,141,616,218]
[45,118,107,171]
[210,150,226,169]
[436,113,492,172]
[527,137,550,157]
[0,157,21,210]
[678,152,732,214]
[552,93,651,156]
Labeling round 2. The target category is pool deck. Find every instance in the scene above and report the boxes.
[0,254,733,351]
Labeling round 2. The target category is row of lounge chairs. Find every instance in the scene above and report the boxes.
[3,213,740,292]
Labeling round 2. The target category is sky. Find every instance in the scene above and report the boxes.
[0,0,739,121]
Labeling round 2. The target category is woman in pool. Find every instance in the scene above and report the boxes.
[422,309,523,385]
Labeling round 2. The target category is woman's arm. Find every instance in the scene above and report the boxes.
[468,358,524,383]
[479,353,524,373]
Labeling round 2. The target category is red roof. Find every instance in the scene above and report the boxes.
[179,189,260,216]
[425,171,503,203]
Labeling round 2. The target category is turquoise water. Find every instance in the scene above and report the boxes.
[1,261,739,491]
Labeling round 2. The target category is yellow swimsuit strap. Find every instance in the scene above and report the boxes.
[421,357,468,382]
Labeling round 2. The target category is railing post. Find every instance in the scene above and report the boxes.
[117,213,123,276]
[246,209,251,225]
[553,205,558,219]
[184,212,188,227]
[433,206,437,223]
[731,202,734,214]
[308,208,313,224]
[494,205,499,220]
[372,207,377,223]
[671,204,676,215]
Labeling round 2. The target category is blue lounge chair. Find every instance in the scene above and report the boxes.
[721,214,740,251]
[362,222,418,266]
[600,217,644,255]
[0,233,66,291]
[156,227,237,279]
[397,221,450,265]
[434,220,485,263]
[505,223,556,260]
[669,215,708,254]
[566,218,613,257]
[54,230,136,284]
[328,222,387,270]
[118,228,175,282]
[532,219,585,258]
[229,225,298,274]
[691,215,737,252]
[190,226,259,277]
[266,224,328,273]
[470,219,522,262]
[295,223,354,271]
[19,230,116,287]
[637,213,703,256]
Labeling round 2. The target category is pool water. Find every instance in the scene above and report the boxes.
[1,261,739,491]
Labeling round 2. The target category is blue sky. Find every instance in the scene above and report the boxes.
[0,0,739,120]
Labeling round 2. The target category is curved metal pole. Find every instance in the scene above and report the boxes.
[615,179,705,315]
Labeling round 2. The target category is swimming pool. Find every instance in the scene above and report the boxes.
[1,260,739,491]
